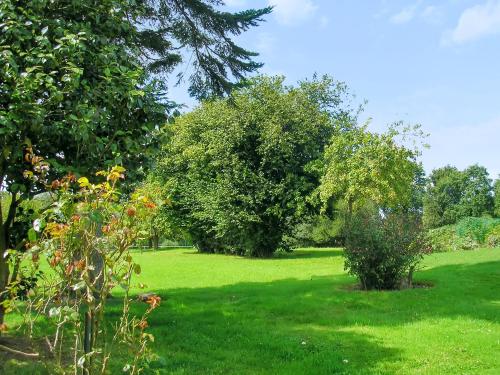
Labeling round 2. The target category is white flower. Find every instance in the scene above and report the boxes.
[33,219,41,232]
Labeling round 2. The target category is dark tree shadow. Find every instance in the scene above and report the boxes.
[102,258,500,374]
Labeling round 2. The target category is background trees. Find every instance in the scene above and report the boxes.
[422,165,494,228]
[155,75,354,257]
[493,178,500,217]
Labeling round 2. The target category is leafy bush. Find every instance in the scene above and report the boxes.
[455,217,500,243]
[426,225,457,252]
[25,167,160,373]
[486,225,500,248]
[427,217,500,251]
[344,206,430,290]
[290,215,344,247]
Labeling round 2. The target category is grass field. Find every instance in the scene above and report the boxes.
[4,247,500,374]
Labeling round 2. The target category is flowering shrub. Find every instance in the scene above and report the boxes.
[25,166,160,374]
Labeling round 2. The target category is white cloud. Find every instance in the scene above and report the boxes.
[389,1,442,26]
[421,5,437,18]
[444,0,500,45]
[268,0,318,25]
[390,2,419,24]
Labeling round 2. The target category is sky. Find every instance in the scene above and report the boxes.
[170,0,500,178]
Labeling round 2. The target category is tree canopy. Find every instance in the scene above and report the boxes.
[422,165,494,228]
[155,75,353,256]
[135,0,272,99]
[318,122,421,213]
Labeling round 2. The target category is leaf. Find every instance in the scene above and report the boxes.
[28,228,37,242]
[133,264,141,275]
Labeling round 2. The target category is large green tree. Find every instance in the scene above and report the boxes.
[318,122,421,214]
[0,0,269,326]
[422,165,494,228]
[155,75,354,257]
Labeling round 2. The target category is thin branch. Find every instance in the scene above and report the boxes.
[0,343,39,358]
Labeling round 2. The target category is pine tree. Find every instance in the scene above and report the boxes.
[135,0,272,99]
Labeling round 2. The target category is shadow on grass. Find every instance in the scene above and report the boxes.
[102,259,499,374]
[133,247,345,261]
[5,256,499,374]
[276,248,344,259]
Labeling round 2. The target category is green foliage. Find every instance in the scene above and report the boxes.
[455,216,499,243]
[0,0,270,326]
[427,217,500,251]
[319,122,422,212]
[494,178,500,217]
[24,167,160,373]
[426,225,459,252]
[343,204,430,290]
[486,224,500,248]
[423,165,494,228]
[135,1,271,99]
[0,0,168,191]
[291,215,344,247]
[132,178,181,249]
[156,75,353,257]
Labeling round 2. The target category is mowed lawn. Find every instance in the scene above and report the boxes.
[110,247,500,375]
[4,247,500,374]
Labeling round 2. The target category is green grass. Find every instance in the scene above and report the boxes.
[5,247,500,374]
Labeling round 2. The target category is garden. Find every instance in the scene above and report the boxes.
[1,1,499,374]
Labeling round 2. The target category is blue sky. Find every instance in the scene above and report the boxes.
[171,0,500,178]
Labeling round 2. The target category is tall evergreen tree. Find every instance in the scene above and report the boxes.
[135,0,272,99]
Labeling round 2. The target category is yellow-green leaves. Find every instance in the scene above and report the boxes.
[78,177,90,188]
[320,122,421,211]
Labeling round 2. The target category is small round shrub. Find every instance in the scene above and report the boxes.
[344,206,430,290]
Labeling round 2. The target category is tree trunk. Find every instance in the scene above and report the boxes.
[152,234,159,250]
[0,242,9,329]
[407,265,415,289]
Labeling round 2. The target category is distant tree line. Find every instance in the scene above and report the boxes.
[423,164,498,229]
